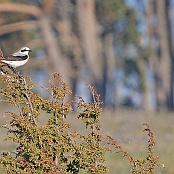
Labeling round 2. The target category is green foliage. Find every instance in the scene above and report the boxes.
[96,0,138,43]
[0,64,164,173]
[0,65,108,173]
[96,0,128,24]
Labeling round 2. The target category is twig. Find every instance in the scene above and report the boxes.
[23,76,37,126]
[16,103,24,118]
[23,77,34,112]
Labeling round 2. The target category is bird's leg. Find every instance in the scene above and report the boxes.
[5,63,19,74]
[10,67,23,78]
[17,71,23,78]
[9,65,18,74]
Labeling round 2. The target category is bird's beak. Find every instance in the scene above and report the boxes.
[29,49,32,52]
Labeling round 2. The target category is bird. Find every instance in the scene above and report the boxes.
[0,47,31,68]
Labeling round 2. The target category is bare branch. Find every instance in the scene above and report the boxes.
[0,21,39,35]
[0,3,41,17]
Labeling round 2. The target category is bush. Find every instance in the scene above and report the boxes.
[0,64,163,173]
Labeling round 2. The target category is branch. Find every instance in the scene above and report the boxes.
[22,77,38,126]
[0,21,39,35]
[0,3,41,17]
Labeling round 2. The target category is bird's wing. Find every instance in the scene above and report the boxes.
[4,54,28,61]
[12,52,26,57]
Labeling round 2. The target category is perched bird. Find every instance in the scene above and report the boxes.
[0,47,31,68]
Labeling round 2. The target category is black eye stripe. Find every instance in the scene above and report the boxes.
[21,49,28,52]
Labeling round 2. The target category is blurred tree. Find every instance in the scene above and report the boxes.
[0,0,146,109]
[145,0,174,111]
[76,0,142,106]
[81,0,142,109]
[143,0,156,112]
[156,0,172,110]
[55,0,83,97]
[77,0,102,81]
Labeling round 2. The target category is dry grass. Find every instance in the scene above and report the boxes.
[100,109,174,174]
[67,109,174,174]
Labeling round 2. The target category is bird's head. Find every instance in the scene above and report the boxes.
[19,47,32,55]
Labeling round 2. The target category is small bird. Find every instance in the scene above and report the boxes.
[0,47,31,68]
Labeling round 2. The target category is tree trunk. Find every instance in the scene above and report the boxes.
[39,14,70,84]
[38,0,71,84]
[143,0,157,112]
[102,33,116,105]
[76,0,106,102]
[76,0,102,82]
[156,0,172,110]
[165,0,174,110]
